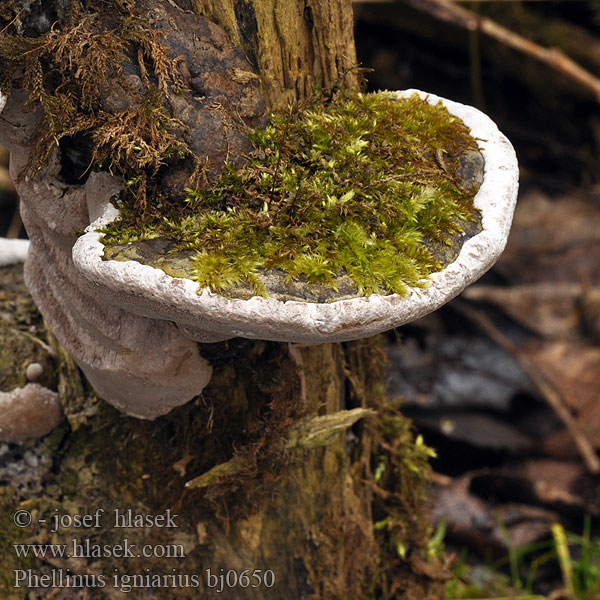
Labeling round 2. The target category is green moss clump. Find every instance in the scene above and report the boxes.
[104,91,481,297]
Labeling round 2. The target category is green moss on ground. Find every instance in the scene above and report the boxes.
[103,91,483,298]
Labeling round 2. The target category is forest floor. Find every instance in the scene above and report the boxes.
[354,1,600,598]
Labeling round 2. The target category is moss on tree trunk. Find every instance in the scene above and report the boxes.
[2,288,445,598]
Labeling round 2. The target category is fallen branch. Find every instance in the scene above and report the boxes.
[399,0,600,102]
[0,237,29,266]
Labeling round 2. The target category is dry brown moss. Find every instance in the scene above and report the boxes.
[0,0,191,205]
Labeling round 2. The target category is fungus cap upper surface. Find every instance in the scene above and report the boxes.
[72,90,519,344]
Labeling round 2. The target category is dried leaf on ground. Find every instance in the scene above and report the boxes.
[518,340,600,453]
[497,189,600,285]
[386,335,531,412]
[416,412,534,453]
[470,459,600,517]
[432,473,558,555]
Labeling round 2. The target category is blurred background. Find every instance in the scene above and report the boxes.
[0,146,18,239]
[1,2,599,597]
[352,1,600,598]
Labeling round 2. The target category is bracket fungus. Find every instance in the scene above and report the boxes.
[73,90,518,346]
[0,90,212,420]
[1,53,517,420]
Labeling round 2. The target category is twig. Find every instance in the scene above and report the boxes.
[19,38,54,57]
[430,471,453,486]
[399,0,600,102]
[455,301,600,474]
[0,8,23,36]
[185,408,374,489]
[468,3,486,110]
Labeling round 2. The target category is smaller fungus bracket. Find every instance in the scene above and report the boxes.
[0,384,62,444]
[73,89,518,344]
[1,78,214,420]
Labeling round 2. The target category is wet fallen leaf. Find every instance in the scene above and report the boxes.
[492,503,558,549]
[470,459,600,517]
[432,473,558,555]
[386,334,532,412]
[416,412,534,453]
[519,340,600,451]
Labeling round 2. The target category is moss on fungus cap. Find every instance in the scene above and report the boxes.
[72,90,519,344]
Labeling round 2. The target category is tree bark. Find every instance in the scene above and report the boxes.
[0,2,446,598]
[191,0,360,109]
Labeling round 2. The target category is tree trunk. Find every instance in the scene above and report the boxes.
[0,1,447,598]
[191,0,359,109]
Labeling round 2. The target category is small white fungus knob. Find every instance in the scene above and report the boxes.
[26,362,44,382]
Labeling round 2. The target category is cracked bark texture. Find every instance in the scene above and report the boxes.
[190,0,359,109]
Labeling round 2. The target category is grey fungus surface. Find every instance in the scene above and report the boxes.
[73,90,519,345]
[0,90,213,420]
